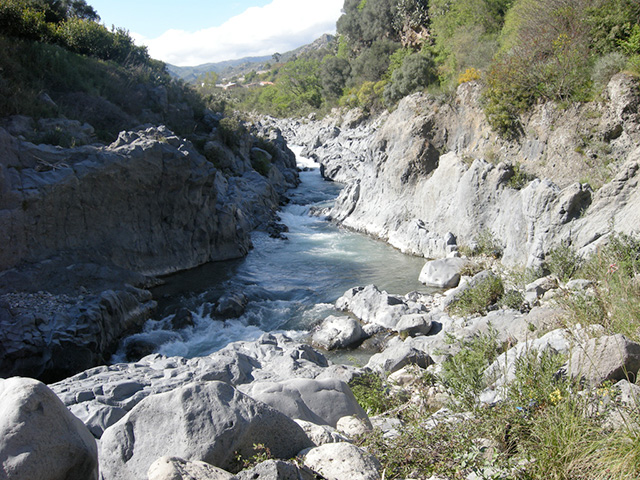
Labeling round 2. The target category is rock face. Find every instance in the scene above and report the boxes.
[99,381,312,480]
[569,334,640,385]
[0,122,298,380]
[0,377,98,480]
[0,124,296,275]
[276,75,640,267]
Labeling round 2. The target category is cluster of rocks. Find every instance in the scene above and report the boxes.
[0,120,299,380]
[271,74,640,269]
[3,253,640,479]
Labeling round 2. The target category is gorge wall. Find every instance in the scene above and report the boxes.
[0,119,299,380]
[277,74,640,267]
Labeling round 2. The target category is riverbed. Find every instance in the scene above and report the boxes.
[112,147,429,361]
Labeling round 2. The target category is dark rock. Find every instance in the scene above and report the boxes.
[215,292,249,319]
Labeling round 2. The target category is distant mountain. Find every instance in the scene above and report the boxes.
[167,34,335,83]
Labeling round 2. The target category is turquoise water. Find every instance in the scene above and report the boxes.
[113,147,429,360]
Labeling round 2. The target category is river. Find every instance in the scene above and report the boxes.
[112,146,429,362]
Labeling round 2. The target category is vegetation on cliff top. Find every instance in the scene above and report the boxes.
[210,0,639,139]
[0,0,206,141]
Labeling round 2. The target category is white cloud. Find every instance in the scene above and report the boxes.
[138,0,344,67]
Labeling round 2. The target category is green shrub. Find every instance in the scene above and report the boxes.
[349,372,401,415]
[474,229,504,258]
[592,52,629,90]
[506,162,534,189]
[383,52,437,105]
[544,242,583,282]
[447,274,505,317]
[441,329,501,408]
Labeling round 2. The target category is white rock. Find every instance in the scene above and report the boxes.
[240,377,369,428]
[147,456,234,480]
[312,315,365,350]
[99,381,312,480]
[0,377,98,480]
[302,443,382,480]
[294,419,349,446]
[419,257,469,289]
[336,415,370,437]
[394,313,432,336]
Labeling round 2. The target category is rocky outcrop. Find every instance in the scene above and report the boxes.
[276,74,640,267]
[0,121,299,380]
[0,124,296,275]
[51,334,345,438]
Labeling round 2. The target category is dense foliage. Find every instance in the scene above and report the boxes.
[0,0,206,141]
[211,0,640,137]
[0,0,149,64]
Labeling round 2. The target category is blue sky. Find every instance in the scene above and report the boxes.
[88,0,343,67]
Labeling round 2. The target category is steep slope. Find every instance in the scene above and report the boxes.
[278,74,640,267]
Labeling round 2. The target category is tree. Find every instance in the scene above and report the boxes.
[351,38,401,84]
[383,52,437,104]
[277,57,322,109]
[320,55,351,99]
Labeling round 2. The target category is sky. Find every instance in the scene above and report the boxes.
[88,0,344,67]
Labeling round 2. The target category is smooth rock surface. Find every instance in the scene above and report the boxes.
[569,334,640,385]
[239,377,369,428]
[302,443,382,480]
[312,315,365,350]
[51,334,330,438]
[235,460,316,480]
[0,377,98,480]
[99,381,313,480]
[335,284,426,329]
[366,337,433,374]
[419,257,468,288]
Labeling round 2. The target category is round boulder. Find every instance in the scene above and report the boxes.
[312,316,365,350]
[419,257,469,289]
[0,377,98,480]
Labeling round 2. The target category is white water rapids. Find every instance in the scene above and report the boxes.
[112,146,430,362]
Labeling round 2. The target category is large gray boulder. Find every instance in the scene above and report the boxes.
[366,337,433,374]
[235,460,316,480]
[301,443,382,480]
[569,334,640,385]
[147,456,234,480]
[312,315,365,350]
[99,381,313,480]
[240,378,369,428]
[419,257,468,289]
[0,377,98,480]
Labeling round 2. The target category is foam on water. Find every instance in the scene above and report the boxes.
[112,146,429,362]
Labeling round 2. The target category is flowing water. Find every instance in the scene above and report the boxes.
[113,147,429,361]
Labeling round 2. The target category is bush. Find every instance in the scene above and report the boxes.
[447,274,505,317]
[561,233,640,340]
[592,52,629,90]
[349,372,402,415]
[458,67,481,84]
[544,242,583,282]
[441,330,501,407]
[383,52,437,105]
